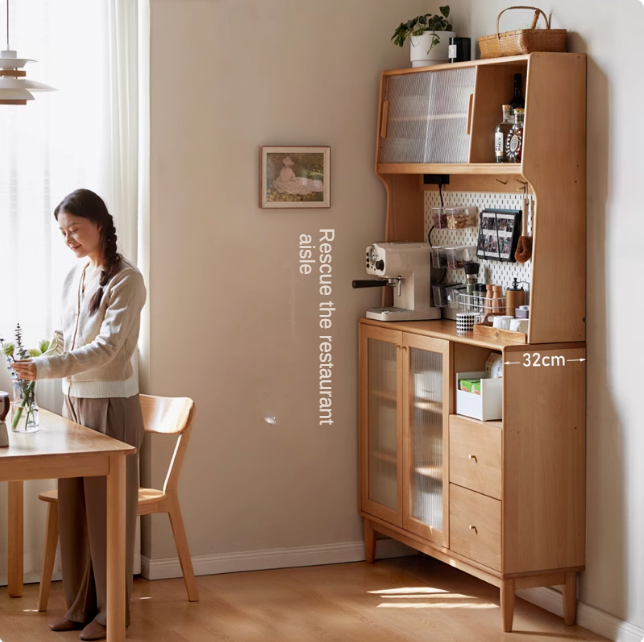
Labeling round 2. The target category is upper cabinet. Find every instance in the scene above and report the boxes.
[376,53,586,177]
[374,53,587,344]
[380,67,476,165]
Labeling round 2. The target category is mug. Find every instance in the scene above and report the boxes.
[492,315,513,330]
[456,312,476,335]
[510,319,529,334]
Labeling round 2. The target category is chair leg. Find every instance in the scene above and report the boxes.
[168,502,199,601]
[38,502,59,612]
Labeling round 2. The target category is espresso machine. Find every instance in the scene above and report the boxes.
[352,242,441,321]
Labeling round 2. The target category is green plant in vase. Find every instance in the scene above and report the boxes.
[391,6,452,53]
[1,324,59,431]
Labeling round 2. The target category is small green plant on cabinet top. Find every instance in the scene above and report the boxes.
[392,6,452,52]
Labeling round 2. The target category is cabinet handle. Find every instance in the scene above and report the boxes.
[466,93,474,135]
[381,101,389,139]
[469,525,477,533]
[469,454,477,461]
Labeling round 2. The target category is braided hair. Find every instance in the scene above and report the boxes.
[54,189,123,316]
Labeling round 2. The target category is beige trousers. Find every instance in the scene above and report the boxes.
[59,394,144,627]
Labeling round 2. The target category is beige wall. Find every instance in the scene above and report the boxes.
[148,0,644,632]
[145,0,426,559]
[433,0,644,630]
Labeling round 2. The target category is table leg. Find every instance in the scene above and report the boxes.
[106,455,126,642]
[8,480,24,597]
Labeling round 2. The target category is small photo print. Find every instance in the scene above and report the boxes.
[500,237,513,256]
[260,146,331,208]
[484,234,498,253]
[481,215,495,230]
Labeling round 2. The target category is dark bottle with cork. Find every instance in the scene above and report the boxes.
[510,73,525,112]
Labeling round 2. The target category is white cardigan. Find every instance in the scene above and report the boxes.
[33,256,147,398]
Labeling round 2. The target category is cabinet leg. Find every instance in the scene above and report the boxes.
[364,518,376,563]
[500,579,515,632]
[563,572,577,625]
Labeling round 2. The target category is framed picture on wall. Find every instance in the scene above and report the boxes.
[260,146,331,208]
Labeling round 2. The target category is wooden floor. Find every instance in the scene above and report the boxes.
[0,556,609,642]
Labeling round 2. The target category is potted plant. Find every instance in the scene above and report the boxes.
[392,7,455,68]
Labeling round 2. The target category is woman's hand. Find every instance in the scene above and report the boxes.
[12,359,38,381]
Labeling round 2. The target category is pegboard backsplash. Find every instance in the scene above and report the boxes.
[425,191,533,299]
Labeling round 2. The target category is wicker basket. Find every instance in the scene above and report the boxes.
[478,6,567,59]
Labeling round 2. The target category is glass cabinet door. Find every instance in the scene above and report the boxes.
[359,325,403,527]
[379,67,476,164]
[402,334,450,546]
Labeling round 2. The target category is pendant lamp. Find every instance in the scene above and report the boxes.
[0,0,55,105]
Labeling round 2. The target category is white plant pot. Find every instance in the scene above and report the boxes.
[410,31,456,67]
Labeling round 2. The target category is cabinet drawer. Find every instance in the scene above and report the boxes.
[449,415,502,500]
[450,484,501,571]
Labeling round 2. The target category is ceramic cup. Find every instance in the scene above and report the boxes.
[456,312,476,335]
[493,315,513,330]
[510,318,529,334]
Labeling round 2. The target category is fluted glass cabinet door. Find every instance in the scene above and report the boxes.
[379,67,476,164]
[359,325,403,527]
[402,334,450,546]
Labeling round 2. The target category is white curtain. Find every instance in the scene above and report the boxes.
[0,0,147,585]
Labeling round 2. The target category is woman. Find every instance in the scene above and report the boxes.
[272,156,324,196]
[13,188,147,641]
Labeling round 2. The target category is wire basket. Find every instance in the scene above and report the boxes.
[456,293,506,322]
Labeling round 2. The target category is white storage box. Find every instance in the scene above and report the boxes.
[456,371,502,421]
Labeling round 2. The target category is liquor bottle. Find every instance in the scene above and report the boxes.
[494,105,513,163]
[506,108,525,163]
[510,73,525,112]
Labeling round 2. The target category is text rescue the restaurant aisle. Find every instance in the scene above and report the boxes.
[299,230,335,425]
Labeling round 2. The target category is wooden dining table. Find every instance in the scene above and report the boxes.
[1,407,135,642]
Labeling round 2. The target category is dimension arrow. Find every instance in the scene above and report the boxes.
[504,361,522,365]
[567,358,586,362]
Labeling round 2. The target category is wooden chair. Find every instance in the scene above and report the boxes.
[36,394,199,611]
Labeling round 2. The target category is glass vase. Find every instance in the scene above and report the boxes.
[11,377,39,433]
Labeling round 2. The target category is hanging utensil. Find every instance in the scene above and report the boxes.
[515,184,533,263]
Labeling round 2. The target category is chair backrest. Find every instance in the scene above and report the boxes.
[140,394,196,495]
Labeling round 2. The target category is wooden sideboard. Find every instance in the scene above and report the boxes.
[359,53,586,631]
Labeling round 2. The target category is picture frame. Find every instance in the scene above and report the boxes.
[476,208,522,262]
[260,146,331,209]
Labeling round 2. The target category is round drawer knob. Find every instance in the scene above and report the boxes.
[469,525,477,533]
[469,454,477,461]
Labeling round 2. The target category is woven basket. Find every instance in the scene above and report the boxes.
[478,6,567,59]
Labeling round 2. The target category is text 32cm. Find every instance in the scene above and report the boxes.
[523,353,566,367]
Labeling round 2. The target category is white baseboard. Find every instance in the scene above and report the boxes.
[517,586,644,642]
[141,537,416,580]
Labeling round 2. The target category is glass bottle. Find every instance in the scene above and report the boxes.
[11,374,39,433]
[494,104,513,163]
[506,108,525,163]
[510,73,525,112]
